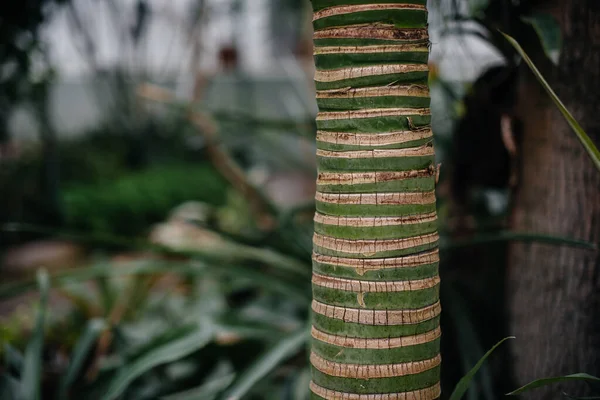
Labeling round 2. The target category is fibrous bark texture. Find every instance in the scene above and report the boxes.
[508,1,600,398]
[309,1,441,398]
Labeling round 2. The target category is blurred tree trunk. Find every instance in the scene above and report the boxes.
[35,84,64,226]
[309,1,442,398]
[508,1,600,397]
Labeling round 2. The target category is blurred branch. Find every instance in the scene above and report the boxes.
[187,111,277,231]
[438,16,516,66]
[186,75,277,232]
[136,83,316,134]
[66,2,99,72]
[138,82,316,232]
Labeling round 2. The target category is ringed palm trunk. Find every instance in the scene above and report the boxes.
[309,1,441,398]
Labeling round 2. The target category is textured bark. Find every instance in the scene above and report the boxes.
[309,1,441,398]
[508,1,600,398]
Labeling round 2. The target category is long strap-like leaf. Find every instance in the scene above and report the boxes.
[502,31,600,172]
[309,1,441,398]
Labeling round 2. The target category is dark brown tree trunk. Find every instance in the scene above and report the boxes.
[508,1,600,398]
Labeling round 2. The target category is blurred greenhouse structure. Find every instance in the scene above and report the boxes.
[8,0,503,140]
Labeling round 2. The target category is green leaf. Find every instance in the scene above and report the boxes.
[0,224,311,278]
[220,328,308,400]
[3,344,24,373]
[212,264,310,305]
[58,319,106,399]
[0,375,21,400]
[161,374,236,400]
[20,270,50,400]
[101,324,214,400]
[0,262,201,300]
[292,367,311,400]
[95,264,118,313]
[449,337,515,400]
[443,285,494,400]
[521,13,562,65]
[443,231,597,251]
[468,0,489,17]
[501,31,600,172]
[507,373,600,396]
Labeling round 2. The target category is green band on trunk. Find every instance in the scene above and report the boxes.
[315,52,429,70]
[315,72,428,90]
[312,313,440,338]
[313,242,438,259]
[317,96,431,111]
[312,0,427,12]
[317,115,431,132]
[313,259,439,281]
[312,285,440,309]
[316,200,436,216]
[312,337,441,365]
[314,220,438,240]
[311,365,441,394]
[314,10,428,31]
[317,177,435,194]
[317,155,434,173]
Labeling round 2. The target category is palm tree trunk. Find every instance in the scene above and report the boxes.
[309,1,441,398]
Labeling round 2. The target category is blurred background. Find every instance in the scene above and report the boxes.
[1,0,598,399]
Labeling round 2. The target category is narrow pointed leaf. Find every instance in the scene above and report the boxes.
[443,285,495,400]
[292,367,312,400]
[0,376,21,400]
[507,373,600,396]
[3,344,24,373]
[161,374,236,400]
[58,319,106,399]
[449,337,515,400]
[221,328,308,400]
[0,257,309,302]
[20,270,50,400]
[501,31,600,171]
[0,262,200,300]
[0,224,310,278]
[101,325,213,400]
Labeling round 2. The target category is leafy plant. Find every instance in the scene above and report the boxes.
[1,271,50,400]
